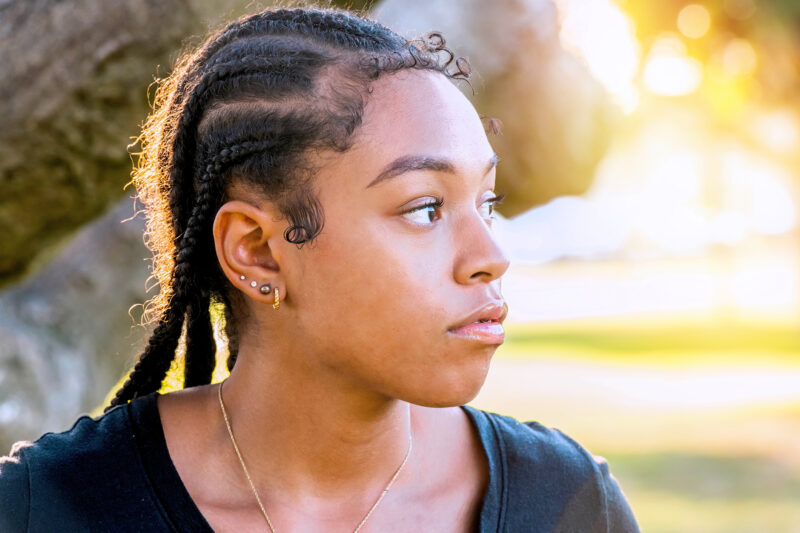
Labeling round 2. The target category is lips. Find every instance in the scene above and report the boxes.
[447,301,508,344]
[449,301,507,329]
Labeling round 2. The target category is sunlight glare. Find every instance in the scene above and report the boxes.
[719,148,797,236]
[556,0,640,113]
[644,35,703,96]
[751,110,800,153]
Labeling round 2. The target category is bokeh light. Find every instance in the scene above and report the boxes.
[478,1,800,530]
[678,4,712,39]
[644,36,704,96]
[557,0,640,112]
[721,38,758,77]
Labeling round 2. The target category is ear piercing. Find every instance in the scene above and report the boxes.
[239,275,278,307]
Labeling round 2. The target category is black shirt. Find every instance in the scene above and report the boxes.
[0,392,639,532]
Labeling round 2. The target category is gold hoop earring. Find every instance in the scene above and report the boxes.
[273,287,280,310]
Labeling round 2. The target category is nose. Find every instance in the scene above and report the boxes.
[453,212,510,285]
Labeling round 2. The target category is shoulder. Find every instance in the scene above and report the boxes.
[465,407,640,533]
[3,401,133,480]
[0,397,162,531]
[0,440,32,531]
[483,410,605,483]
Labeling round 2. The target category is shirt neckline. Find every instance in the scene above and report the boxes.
[129,392,214,532]
[128,392,502,532]
[461,404,504,532]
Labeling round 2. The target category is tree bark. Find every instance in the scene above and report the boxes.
[0,0,283,287]
[0,199,151,451]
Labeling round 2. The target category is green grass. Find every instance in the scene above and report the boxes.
[622,489,800,533]
[605,451,800,500]
[500,320,800,366]
[492,319,800,532]
[602,452,800,533]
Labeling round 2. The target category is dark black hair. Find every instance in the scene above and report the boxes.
[105,6,471,411]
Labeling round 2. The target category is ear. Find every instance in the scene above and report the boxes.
[213,200,286,305]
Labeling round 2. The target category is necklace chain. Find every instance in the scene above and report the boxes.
[217,381,413,533]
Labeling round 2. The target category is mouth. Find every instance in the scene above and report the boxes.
[447,301,507,344]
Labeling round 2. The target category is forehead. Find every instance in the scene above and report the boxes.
[347,70,492,172]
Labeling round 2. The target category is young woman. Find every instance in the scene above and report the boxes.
[0,7,639,532]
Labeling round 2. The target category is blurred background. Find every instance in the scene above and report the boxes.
[1,0,798,531]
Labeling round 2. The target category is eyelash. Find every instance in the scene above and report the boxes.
[415,197,445,213]
[402,193,506,225]
[484,193,506,216]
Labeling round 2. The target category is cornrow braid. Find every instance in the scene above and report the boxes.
[108,159,220,408]
[223,298,239,373]
[162,7,403,183]
[177,138,319,387]
[195,9,401,65]
[108,139,281,408]
[176,160,220,390]
[167,52,320,238]
[106,303,185,409]
[181,139,318,387]
[110,6,472,410]
[183,292,215,387]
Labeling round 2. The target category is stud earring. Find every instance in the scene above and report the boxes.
[239,275,246,281]
[259,284,271,295]
[250,281,257,288]
[273,287,280,310]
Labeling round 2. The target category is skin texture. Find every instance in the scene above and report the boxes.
[158,69,510,531]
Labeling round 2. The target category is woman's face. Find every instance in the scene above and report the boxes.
[281,69,509,407]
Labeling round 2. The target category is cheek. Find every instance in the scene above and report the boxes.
[294,222,452,353]
[287,222,495,405]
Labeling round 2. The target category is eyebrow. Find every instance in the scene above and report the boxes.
[366,153,499,188]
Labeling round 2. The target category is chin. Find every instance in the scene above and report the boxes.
[404,359,493,408]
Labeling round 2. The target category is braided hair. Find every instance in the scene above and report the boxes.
[106,7,471,411]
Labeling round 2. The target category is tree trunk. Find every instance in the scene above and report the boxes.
[0,0,290,287]
[0,199,151,450]
[374,0,616,216]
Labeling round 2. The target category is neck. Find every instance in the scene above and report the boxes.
[218,333,414,502]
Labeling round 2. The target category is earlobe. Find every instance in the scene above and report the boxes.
[213,200,285,304]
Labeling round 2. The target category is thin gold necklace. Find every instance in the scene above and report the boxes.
[217,381,413,533]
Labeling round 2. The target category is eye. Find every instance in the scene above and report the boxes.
[478,192,506,221]
[401,197,444,226]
